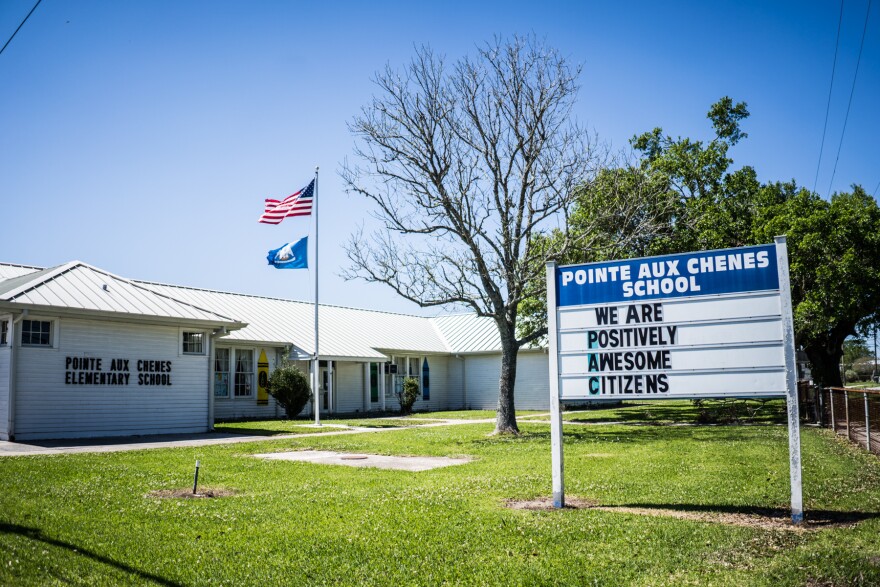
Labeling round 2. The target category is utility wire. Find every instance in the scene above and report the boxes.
[873,177,880,198]
[0,0,43,57]
[827,0,873,197]
[813,0,845,195]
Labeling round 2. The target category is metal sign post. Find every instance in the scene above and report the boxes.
[775,236,803,523]
[546,262,564,508]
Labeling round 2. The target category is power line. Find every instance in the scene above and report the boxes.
[0,0,43,57]
[827,0,873,197]
[813,0,845,195]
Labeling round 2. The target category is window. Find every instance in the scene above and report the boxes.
[214,348,230,398]
[234,349,254,397]
[422,358,430,401]
[392,355,423,398]
[370,363,379,402]
[21,320,51,346]
[0,320,7,346]
[182,331,204,354]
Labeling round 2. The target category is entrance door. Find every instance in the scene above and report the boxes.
[318,361,333,413]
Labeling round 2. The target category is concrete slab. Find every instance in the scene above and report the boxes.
[254,450,472,471]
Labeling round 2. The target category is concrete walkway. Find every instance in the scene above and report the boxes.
[0,415,535,457]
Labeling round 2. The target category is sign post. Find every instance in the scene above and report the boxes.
[547,262,564,508]
[546,240,804,523]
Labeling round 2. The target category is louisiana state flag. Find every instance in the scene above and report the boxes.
[267,237,308,269]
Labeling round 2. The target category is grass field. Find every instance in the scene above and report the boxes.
[2,404,880,586]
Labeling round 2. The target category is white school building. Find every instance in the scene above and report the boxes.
[0,261,550,441]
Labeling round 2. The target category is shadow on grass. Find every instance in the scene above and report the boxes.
[609,503,880,526]
[474,425,774,446]
[566,401,786,426]
[0,522,183,586]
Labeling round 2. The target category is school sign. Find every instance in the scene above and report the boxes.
[546,237,804,522]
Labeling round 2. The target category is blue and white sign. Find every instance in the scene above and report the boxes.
[556,244,778,307]
[545,239,803,522]
[549,243,790,401]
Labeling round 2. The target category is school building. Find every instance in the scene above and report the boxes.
[0,261,550,441]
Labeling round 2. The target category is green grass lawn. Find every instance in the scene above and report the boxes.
[2,409,880,585]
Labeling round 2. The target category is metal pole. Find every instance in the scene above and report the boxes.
[193,460,201,495]
[775,236,803,524]
[546,262,565,508]
[865,392,871,452]
[830,388,836,432]
[845,390,850,441]
[313,167,321,426]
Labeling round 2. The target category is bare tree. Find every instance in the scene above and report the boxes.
[342,37,643,434]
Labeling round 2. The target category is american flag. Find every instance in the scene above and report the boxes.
[258,180,314,224]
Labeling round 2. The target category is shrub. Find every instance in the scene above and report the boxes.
[267,365,311,418]
[845,369,859,384]
[396,377,421,415]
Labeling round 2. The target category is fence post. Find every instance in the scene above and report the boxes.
[865,392,871,452]
[817,386,824,426]
[845,390,851,441]
[830,389,836,433]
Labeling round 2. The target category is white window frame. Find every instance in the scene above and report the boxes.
[213,347,231,399]
[179,328,207,356]
[233,347,256,398]
[18,317,59,349]
[390,354,424,398]
[0,317,9,346]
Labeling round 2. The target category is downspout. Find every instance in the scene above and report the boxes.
[8,310,28,440]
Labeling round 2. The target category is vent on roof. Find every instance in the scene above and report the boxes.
[102,284,109,292]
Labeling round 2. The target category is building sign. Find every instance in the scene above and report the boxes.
[65,357,173,386]
[546,238,804,523]
[553,243,787,400]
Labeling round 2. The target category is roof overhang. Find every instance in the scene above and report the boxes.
[0,301,246,331]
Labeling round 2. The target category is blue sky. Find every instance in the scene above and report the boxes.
[1,0,877,316]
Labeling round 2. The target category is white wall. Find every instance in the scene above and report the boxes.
[447,356,465,410]
[333,361,365,413]
[411,355,449,412]
[463,350,550,410]
[14,317,212,440]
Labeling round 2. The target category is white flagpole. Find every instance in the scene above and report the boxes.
[313,167,321,426]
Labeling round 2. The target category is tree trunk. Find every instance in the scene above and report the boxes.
[494,326,520,435]
[804,343,844,388]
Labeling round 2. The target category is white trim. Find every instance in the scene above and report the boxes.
[179,328,208,356]
[17,316,59,350]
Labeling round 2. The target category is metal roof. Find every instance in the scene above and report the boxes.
[0,261,516,358]
[0,261,242,327]
[0,263,42,281]
[430,313,503,353]
[137,281,453,359]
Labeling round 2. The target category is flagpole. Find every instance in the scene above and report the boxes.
[313,166,321,426]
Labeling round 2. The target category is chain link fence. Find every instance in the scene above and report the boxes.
[803,385,880,456]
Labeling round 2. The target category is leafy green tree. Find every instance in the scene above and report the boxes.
[753,186,880,386]
[842,338,872,367]
[536,97,880,388]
